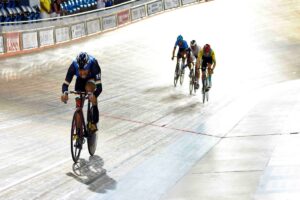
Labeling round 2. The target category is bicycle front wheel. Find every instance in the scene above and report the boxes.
[174,74,178,87]
[71,111,84,163]
[174,64,179,87]
[202,78,207,104]
[180,69,184,85]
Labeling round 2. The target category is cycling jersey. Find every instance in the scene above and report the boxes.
[186,48,196,63]
[197,49,216,71]
[174,40,189,51]
[197,49,216,64]
[62,55,102,97]
[191,45,201,59]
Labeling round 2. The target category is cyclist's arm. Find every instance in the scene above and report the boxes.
[211,51,216,69]
[172,41,178,58]
[62,64,76,94]
[172,46,177,58]
[92,60,102,98]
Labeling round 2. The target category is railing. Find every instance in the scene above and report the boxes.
[0,0,205,55]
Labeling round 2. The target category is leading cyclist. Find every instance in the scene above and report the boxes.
[61,52,102,133]
[172,35,189,74]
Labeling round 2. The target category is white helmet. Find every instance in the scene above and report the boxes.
[190,40,197,47]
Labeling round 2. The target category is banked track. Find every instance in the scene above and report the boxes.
[0,0,300,199]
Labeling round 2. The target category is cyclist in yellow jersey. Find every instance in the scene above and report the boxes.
[196,44,216,90]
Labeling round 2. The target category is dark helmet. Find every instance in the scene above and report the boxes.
[76,52,89,70]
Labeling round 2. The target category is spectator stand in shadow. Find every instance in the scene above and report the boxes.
[67,155,117,193]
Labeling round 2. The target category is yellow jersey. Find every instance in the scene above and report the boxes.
[197,49,216,64]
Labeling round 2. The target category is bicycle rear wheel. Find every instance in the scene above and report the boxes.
[71,111,84,163]
[88,131,98,156]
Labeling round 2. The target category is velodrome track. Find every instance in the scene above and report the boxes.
[0,0,300,199]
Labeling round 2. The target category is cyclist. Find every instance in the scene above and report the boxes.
[190,40,201,88]
[172,35,189,74]
[186,47,196,77]
[61,52,102,133]
[196,44,216,91]
[190,40,201,59]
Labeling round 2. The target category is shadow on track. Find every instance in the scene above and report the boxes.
[66,155,117,193]
[143,86,171,94]
[159,93,188,103]
[172,102,202,114]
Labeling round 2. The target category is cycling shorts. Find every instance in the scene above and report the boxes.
[201,57,213,71]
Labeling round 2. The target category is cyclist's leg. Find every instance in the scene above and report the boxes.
[204,57,213,88]
[201,62,207,92]
[90,97,99,124]
[85,81,99,132]
[176,50,181,65]
[207,63,213,88]
[181,55,186,73]
[176,51,181,74]
[195,64,200,87]
[188,62,193,77]
[177,50,185,72]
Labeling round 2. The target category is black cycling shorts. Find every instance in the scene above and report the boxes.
[75,77,88,92]
[177,48,186,59]
[201,57,213,71]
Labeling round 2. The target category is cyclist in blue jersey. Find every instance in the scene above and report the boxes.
[172,35,189,73]
[61,52,102,133]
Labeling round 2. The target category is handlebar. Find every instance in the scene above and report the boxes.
[65,91,86,95]
[62,91,93,104]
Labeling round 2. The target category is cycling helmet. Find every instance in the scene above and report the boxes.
[204,44,211,54]
[190,40,197,47]
[76,52,89,70]
[177,35,183,43]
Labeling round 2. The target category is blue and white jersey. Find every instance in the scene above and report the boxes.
[62,55,102,97]
[174,40,189,50]
[72,55,97,78]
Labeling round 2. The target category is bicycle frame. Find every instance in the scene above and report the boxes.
[72,91,92,136]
